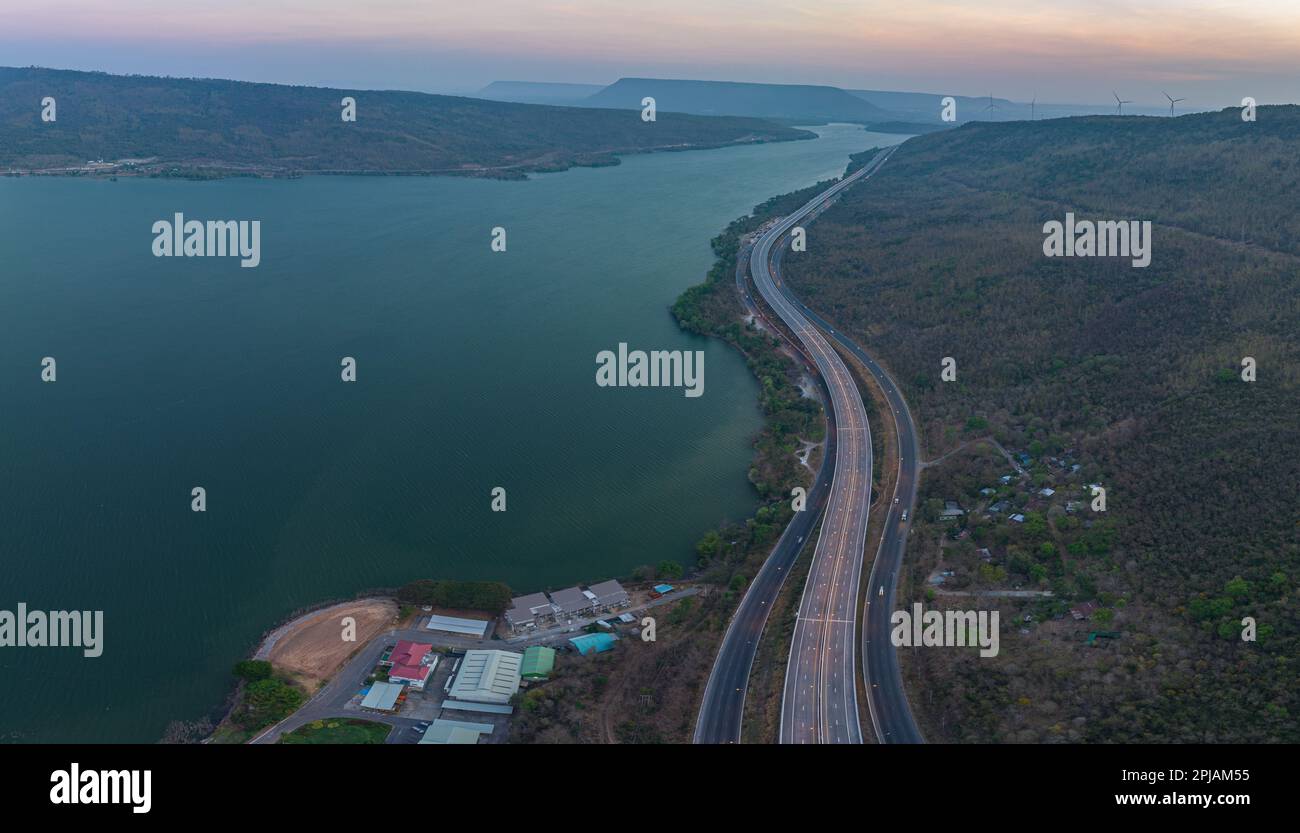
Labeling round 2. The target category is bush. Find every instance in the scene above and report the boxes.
[232,660,272,681]
[656,560,685,581]
[234,678,304,730]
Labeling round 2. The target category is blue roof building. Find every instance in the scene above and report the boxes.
[569,632,617,655]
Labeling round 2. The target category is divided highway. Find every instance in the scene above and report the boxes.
[769,249,925,745]
[738,146,889,743]
[693,240,839,745]
[695,145,924,745]
[765,150,891,744]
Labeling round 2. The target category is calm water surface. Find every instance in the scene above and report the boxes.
[0,125,905,741]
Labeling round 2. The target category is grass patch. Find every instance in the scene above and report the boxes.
[279,718,392,745]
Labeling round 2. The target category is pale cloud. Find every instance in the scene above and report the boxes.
[4,0,1298,102]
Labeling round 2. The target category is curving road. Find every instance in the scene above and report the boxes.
[692,240,839,745]
[694,145,923,745]
[769,251,925,745]
[755,149,895,744]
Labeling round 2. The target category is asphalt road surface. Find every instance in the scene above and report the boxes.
[770,251,925,745]
[755,149,895,744]
[694,146,922,745]
[692,240,839,744]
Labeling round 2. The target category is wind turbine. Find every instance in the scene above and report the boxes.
[1030,94,1037,120]
[1113,91,1133,115]
[984,93,1000,120]
[1163,90,1185,116]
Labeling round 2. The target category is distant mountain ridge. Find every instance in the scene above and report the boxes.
[849,89,1010,123]
[0,67,811,177]
[476,80,605,106]
[478,77,1208,125]
[583,77,895,124]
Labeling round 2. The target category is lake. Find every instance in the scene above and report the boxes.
[0,124,905,742]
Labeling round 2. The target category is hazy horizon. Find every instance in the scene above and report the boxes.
[5,0,1298,107]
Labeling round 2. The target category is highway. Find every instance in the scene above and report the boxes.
[755,148,893,744]
[692,239,839,745]
[769,246,925,745]
[694,145,923,745]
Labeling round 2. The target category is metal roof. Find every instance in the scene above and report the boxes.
[441,700,514,715]
[418,719,495,745]
[520,645,556,678]
[569,632,617,655]
[505,592,554,626]
[448,649,522,704]
[549,586,592,614]
[510,592,552,613]
[425,615,490,637]
[588,579,629,605]
[359,680,403,711]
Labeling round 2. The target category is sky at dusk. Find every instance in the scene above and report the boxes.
[4,0,1298,105]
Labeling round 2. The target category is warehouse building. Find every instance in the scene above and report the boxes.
[448,649,522,705]
[418,719,495,745]
[424,614,490,637]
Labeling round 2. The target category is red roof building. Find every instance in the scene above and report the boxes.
[388,640,436,689]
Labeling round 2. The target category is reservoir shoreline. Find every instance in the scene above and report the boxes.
[3,125,902,743]
[210,148,894,744]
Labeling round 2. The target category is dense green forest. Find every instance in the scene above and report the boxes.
[784,108,1299,742]
[0,67,810,177]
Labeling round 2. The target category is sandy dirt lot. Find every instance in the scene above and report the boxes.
[264,599,399,690]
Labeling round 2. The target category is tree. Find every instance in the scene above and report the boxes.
[395,579,512,613]
[695,530,723,561]
[234,678,304,730]
[657,560,685,581]
[1023,512,1048,540]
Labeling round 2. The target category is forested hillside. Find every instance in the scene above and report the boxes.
[0,67,810,177]
[785,108,1299,742]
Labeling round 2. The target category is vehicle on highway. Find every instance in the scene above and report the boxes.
[900,510,908,522]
